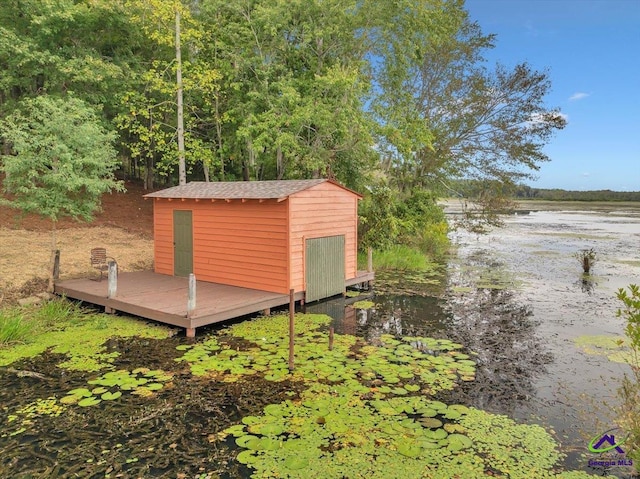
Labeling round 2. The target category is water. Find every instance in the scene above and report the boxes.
[309,203,640,477]
[2,203,638,477]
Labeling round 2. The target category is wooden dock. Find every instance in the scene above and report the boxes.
[54,270,374,336]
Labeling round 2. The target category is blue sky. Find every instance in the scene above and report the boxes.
[464,0,640,191]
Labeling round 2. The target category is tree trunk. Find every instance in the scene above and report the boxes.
[214,91,224,180]
[176,9,186,186]
[48,220,57,293]
[244,138,255,181]
[144,156,154,190]
[276,145,284,179]
[203,162,210,182]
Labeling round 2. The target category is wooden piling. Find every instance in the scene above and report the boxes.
[187,273,196,318]
[367,247,374,290]
[107,261,117,299]
[289,289,295,372]
[52,250,60,280]
[105,261,118,313]
[329,326,334,351]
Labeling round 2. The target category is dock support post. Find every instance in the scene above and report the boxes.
[106,261,117,314]
[329,326,334,351]
[367,247,373,289]
[187,273,196,318]
[52,250,60,281]
[262,308,271,316]
[288,289,295,373]
[186,327,196,338]
[107,261,117,298]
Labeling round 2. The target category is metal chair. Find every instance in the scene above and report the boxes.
[90,248,117,281]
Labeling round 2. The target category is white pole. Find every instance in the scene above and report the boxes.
[187,273,196,317]
[107,261,117,299]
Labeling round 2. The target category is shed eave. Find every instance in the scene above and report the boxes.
[143,179,363,200]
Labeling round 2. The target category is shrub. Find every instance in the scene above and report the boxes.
[616,284,640,471]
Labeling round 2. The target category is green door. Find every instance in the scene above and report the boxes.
[305,235,345,302]
[173,210,193,277]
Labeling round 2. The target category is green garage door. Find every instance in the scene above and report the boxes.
[305,235,345,302]
[173,210,193,277]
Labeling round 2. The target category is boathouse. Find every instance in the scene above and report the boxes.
[144,179,364,302]
[54,179,373,337]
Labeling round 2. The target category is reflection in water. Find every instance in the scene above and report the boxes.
[308,282,553,419]
[440,288,553,417]
[577,274,596,295]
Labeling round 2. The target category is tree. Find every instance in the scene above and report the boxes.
[0,95,124,290]
[0,0,136,114]
[375,7,566,201]
[197,0,377,188]
[118,0,221,186]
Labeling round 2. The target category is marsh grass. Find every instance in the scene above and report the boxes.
[0,298,86,345]
[0,297,171,370]
[359,245,440,272]
[0,309,33,345]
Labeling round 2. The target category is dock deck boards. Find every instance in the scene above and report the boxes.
[54,270,374,334]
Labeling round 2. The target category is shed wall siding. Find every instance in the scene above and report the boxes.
[153,199,289,293]
[288,182,359,294]
[153,200,175,276]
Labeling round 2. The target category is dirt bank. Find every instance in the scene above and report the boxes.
[0,181,155,304]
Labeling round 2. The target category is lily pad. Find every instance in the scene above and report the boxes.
[397,442,422,458]
[236,450,257,465]
[420,417,443,429]
[447,433,472,451]
[352,300,375,310]
[283,456,308,470]
[236,435,259,448]
[59,395,80,405]
[101,391,122,401]
[77,397,101,407]
[68,388,92,398]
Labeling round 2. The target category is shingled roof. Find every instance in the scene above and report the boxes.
[144,179,361,200]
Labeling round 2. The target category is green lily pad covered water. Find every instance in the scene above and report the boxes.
[223,388,599,478]
[574,335,631,363]
[0,303,607,478]
[352,300,375,309]
[176,314,476,389]
[177,313,599,479]
[0,306,171,371]
[60,368,173,406]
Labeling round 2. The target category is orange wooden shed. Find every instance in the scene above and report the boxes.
[144,179,367,302]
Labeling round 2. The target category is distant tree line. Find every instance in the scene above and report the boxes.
[513,185,640,202]
[449,180,640,203]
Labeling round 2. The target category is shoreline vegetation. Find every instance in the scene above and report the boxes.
[512,188,640,202]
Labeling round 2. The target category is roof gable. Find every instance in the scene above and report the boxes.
[144,179,362,200]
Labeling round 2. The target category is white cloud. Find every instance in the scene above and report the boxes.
[581,172,590,177]
[569,92,590,101]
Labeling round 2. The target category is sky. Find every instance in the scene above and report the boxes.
[464,0,640,191]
